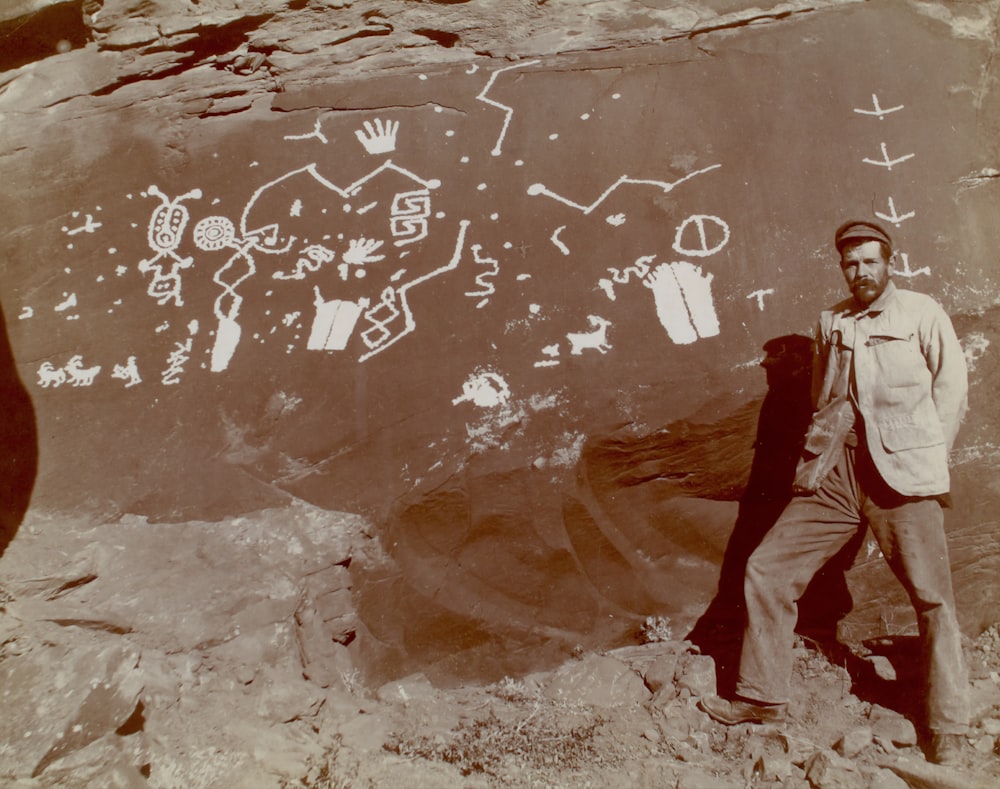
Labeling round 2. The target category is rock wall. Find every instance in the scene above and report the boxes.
[1,0,999,684]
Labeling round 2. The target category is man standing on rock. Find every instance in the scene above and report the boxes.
[699,220,970,766]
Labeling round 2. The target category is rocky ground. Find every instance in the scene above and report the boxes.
[2,505,1000,788]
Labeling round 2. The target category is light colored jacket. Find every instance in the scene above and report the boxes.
[808,281,968,497]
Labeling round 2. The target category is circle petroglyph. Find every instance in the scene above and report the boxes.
[672,214,730,258]
[193,216,236,251]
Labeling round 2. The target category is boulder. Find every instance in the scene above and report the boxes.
[834,726,873,759]
[0,639,143,779]
[544,653,651,708]
[868,705,918,748]
[803,749,865,789]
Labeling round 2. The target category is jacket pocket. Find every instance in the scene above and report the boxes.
[868,332,927,389]
[876,400,945,452]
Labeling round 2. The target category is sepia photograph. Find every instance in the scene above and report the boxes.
[1,0,998,786]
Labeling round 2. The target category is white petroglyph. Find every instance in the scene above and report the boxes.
[343,237,386,268]
[599,254,655,301]
[356,201,378,215]
[55,293,77,312]
[62,212,102,236]
[567,315,612,355]
[862,142,915,170]
[645,261,720,345]
[194,215,237,252]
[358,220,471,362]
[874,196,915,227]
[65,355,102,387]
[606,213,626,226]
[673,214,731,258]
[196,161,444,372]
[464,244,500,308]
[163,338,193,385]
[550,226,571,255]
[854,93,903,120]
[284,119,328,144]
[477,60,541,156]
[308,289,370,352]
[37,362,66,388]
[452,370,511,408]
[893,252,930,278]
[111,356,142,388]
[139,186,202,298]
[527,164,721,215]
[240,162,440,250]
[355,118,399,155]
[273,243,336,281]
[747,288,775,311]
[18,306,32,320]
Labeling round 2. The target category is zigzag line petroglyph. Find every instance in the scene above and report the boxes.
[527,165,721,215]
[359,220,471,362]
[464,244,500,308]
[240,162,441,245]
[477,60,541,157]
[598,255,655,301]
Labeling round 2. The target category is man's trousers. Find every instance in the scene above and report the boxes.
[734,441,969,734]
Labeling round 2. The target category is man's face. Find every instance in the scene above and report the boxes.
[840,239,892,306]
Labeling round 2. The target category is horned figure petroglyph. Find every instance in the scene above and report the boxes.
[567,315,612,355]
[138,185,203,306]
[64,355,102,387]
[37,362,67,388]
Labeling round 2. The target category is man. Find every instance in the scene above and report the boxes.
[699,220,970,766]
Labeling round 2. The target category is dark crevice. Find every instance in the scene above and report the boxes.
[45,573,98,599]
[684,8,812,41]
[88,12,274,97]
[47,618,133,634]
[115,701,146,736]
[414,28,461,48]
[0,0,90,72]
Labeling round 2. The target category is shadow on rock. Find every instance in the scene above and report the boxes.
[0,299,37,557]
[686,334,861,696]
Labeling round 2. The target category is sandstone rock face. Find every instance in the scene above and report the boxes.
[0,0,998,697]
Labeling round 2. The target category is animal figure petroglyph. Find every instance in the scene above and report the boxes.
[64,355,102,387]
[37,362,67,388]
[567,315,612,355]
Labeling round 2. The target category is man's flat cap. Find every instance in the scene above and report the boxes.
[834,220,893,252]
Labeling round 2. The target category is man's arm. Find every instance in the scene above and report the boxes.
[922,303,968,450]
